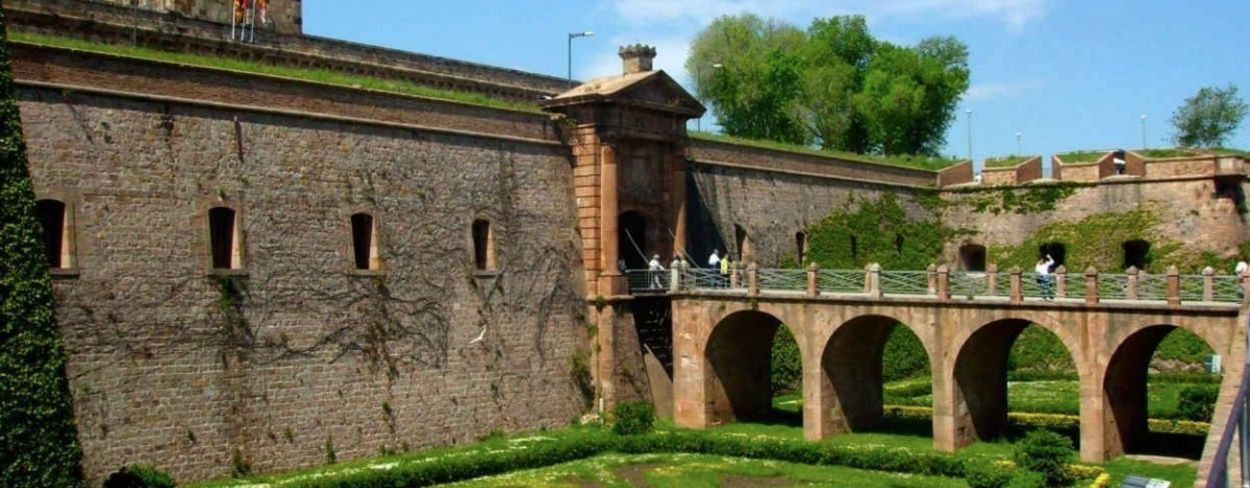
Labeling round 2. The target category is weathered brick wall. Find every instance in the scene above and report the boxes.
[686,162,931,266]
[94,0,303,34]
[941,178,1250,267]
[20,85,589,483]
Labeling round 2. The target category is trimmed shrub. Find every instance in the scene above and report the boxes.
[882,325,930,381]
[103,466,176,488]
[771,326,802,394]
[965,462,1014,488]
[1178,385,1219,421]
[0,8,86,487]
[611,402,655,436]
[1005,470,1047,488]
[1012,430,1074,487]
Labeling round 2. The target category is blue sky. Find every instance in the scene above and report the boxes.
[306,1,1249,167]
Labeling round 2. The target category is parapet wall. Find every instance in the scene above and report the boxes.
[688,138,941,188]
[6,0,569,102]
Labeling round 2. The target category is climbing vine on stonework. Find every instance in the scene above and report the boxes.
[988,206,1183,273]
[939,183,1084,215]
[0,9,87,487]
[805,194,957,270]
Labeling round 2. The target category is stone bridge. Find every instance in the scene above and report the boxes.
[660,264,1247,471]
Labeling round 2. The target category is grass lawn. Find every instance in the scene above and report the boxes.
[444,452,968,487]
[10,31,541,114]
[880,378,1206,420]
[984,155,1030,168]
[1056,151,1108,163]
[690,131,963,172]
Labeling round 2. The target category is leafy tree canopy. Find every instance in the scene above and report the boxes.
[687,14,969,157]
[1170,84,1248,148]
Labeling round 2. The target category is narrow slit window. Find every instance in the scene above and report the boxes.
[35,199,67,268]
[472,219,494,271]
[208,207,238,270]
[351,213,376,270]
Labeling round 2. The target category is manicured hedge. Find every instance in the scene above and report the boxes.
[287,429,971,487]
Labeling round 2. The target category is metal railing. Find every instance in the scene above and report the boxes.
[625,269,669,291]
[1202,313,1250,487]
[622,263,1247,306]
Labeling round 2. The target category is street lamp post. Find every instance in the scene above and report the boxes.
[1015,132,1022,155]
[695,63,724,132]
[965,109,973,162]
[1140,115,1148,149]
[567,31,595,87]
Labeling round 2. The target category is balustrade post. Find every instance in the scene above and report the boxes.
[986,263,999,296]
[669,259,682,293]
[747,262,759,297]
[1009,266,1023,303]
[807,262,820,297]
[1166,265,1180,306]
[866,263,882,298]
[936,264,951,301]
[730,261,741,288]
[1125,266,1139,300]
[1054,265,1067,299]
[1202,266,1215,302]
[926,264,937,294]
[1085,267,1099,304]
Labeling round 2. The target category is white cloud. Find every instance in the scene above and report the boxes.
[965,81,1042,101]
[611,0,1048,29]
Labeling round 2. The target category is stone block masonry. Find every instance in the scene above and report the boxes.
[20,84,590,483]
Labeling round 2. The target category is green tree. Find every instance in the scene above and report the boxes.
[0,6,86,487]
[688,14,969,156]
[1170,84,1248,148]
[686,14,808,144]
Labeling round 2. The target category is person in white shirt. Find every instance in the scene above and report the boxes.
[647,254,665,289]
[1035,255,1055,300]
[708,249,721,268]
[1236,260,1248,298]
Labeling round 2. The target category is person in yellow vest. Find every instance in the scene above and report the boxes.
[719,253,731,287]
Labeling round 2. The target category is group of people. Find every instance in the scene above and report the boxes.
[626,249,735,289]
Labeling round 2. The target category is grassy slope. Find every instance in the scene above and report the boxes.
[690,131,963,172]
[1056,151,1108,163]
[10,31,541,113]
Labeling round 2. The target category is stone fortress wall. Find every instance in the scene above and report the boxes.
[7,0,1250,483]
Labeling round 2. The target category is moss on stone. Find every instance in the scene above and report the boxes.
[988,207,1184,273]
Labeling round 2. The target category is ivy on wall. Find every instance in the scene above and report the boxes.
[0,8,86,487]
[934,184,1082,215]
[988,207,1184,273]
[805,194,954,270]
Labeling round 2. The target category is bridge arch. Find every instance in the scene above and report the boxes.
[1102,323,1219,458]
[947,313,1084,445]
[816,314,935,436]
[702,309,801,425]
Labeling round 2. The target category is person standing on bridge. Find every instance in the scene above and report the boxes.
[1035,254,1055,300]
[1236,259,1248,299]
[719,253,731,288]
[648,254,665,289]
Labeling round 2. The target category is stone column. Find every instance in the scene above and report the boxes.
[1126,266,1139,300]
[598,143,624,296]
[986,263,999,296]
[866,263,882,298]
[672,158,688,258]
[1085,267,1099,304]
[730,261,741,288]
[1055,265,1067,299]
[936,264,951,301]
[807,262,820,296]
[1166,265,1180,306]
[1203,266,1215,302]
[1009,266,1023,303]
[926,264,937,294]
[747,262,759,296]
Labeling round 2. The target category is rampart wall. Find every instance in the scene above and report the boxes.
[17,45,589,482]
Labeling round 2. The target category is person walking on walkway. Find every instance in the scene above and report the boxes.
[719,253,731,288]
[1236,259,1248,299]
[1035,254,1055,300]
